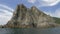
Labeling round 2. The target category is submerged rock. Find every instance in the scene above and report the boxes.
[5,4,56,28]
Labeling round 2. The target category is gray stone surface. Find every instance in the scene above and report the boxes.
[5,4,56,28]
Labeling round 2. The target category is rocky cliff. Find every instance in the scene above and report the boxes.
[5,4,56,28]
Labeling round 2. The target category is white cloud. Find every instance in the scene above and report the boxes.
[41,0,60,6]
[53,9,60,18]
[27,0,60,6]
[44,9,60,18]
[43,11,53,16]
[27,0,60,18]
[0,4,14,11]
[0,9,12,16]
[0,15,12,25]
[27,0,36,3]
[0,4,14,25]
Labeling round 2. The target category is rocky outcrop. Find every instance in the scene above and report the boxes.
[5,4,56,28]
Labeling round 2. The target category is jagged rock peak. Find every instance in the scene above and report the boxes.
[18,4,26,8]
[15,4,27,11]
[31,6,43,13]
[31,6,37,9]
[31,6,39,11]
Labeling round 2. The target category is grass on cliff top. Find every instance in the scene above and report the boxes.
[53,17,60,24]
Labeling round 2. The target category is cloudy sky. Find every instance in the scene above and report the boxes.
[0,0,60,25]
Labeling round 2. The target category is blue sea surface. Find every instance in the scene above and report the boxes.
[0,27,60,34]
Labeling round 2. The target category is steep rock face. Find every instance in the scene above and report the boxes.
[6,4,55,28]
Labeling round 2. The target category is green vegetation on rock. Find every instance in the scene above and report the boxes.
[53,17,60,24]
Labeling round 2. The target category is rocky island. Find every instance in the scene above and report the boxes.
[0,4,59,28]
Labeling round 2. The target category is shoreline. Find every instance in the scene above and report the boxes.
[0,23,60,28]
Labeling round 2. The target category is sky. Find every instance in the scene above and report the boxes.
[0,0,60,25]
